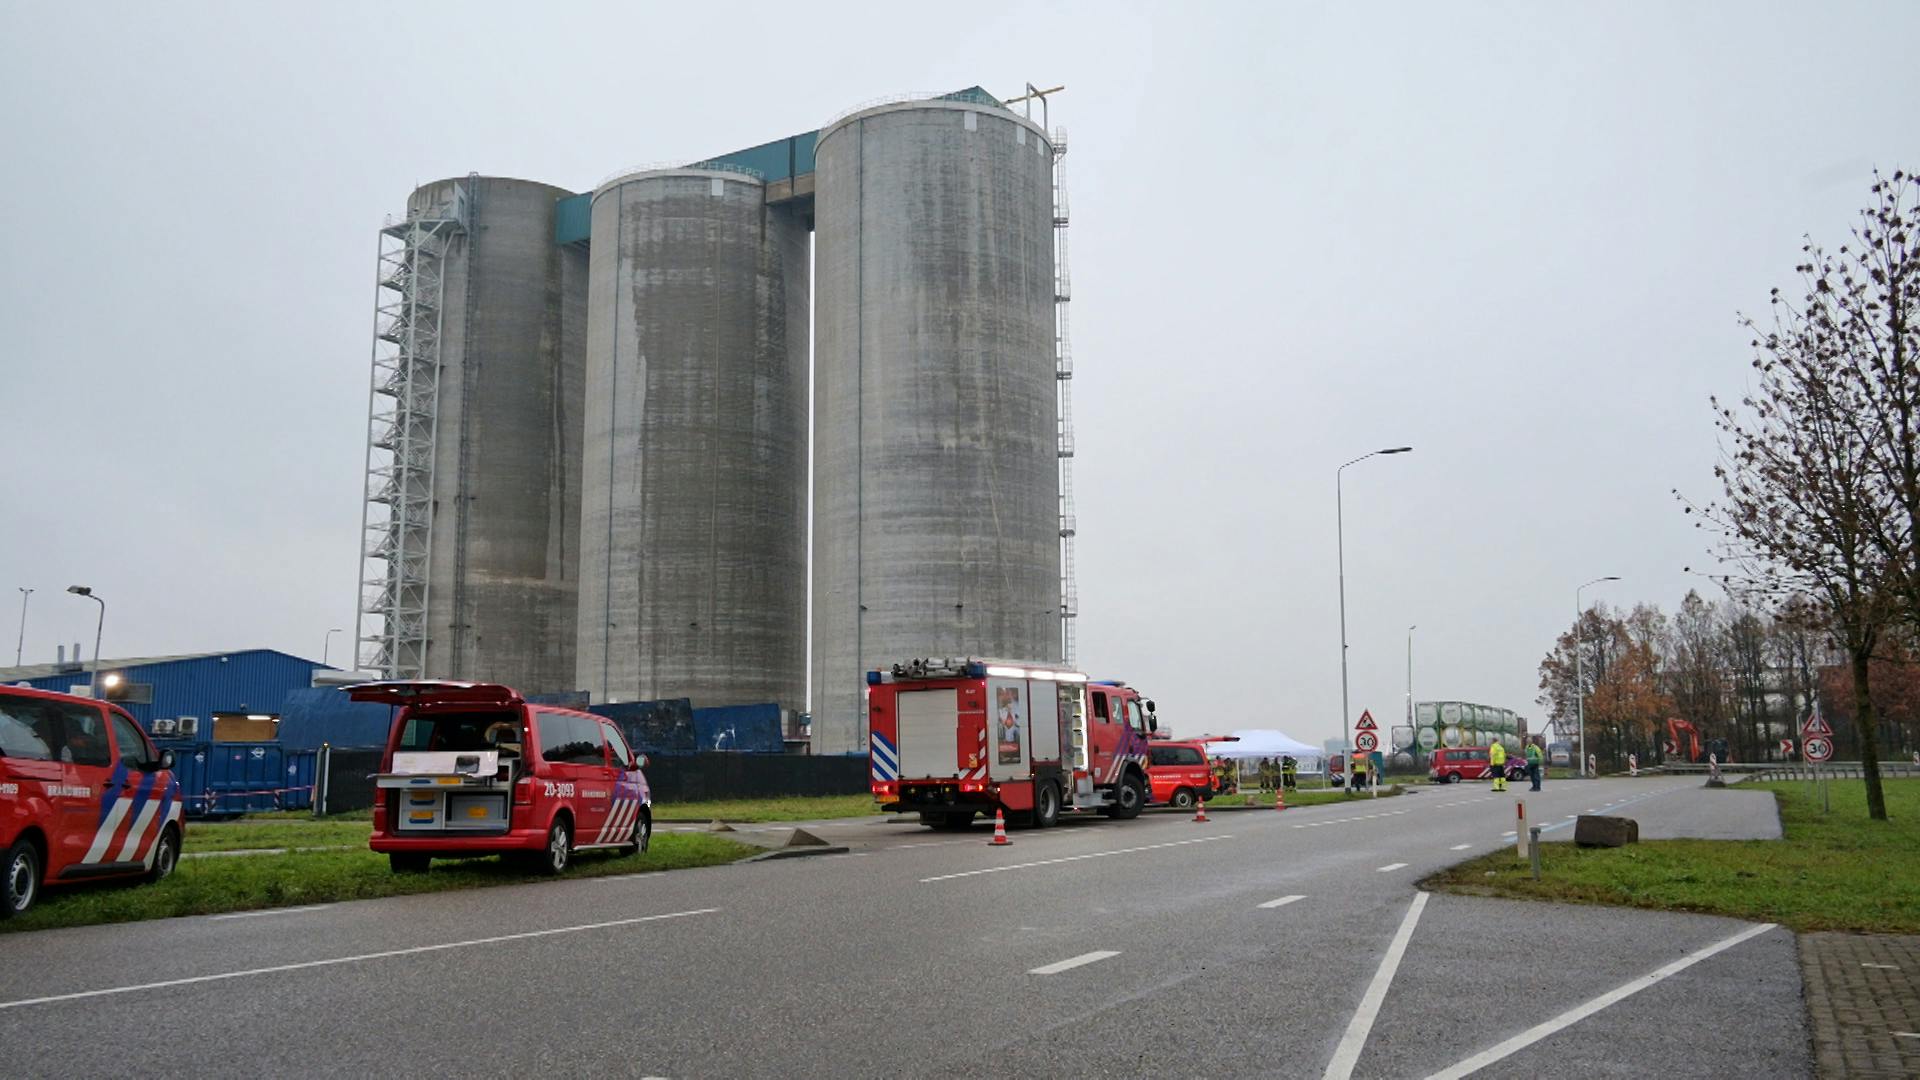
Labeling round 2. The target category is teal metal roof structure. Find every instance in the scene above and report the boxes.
[554,86,1004,246]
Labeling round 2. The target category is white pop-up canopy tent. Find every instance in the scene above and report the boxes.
[1203,729,1324,762]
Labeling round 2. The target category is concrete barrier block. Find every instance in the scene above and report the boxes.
[1574,815,1639,847]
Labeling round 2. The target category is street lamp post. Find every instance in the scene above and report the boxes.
[1574,575,1621,778]
[1406,624,1417,736]
[66,586,105,699]
[14,587,30,667]
[323,628,345,668]
[1337,447,1413,763]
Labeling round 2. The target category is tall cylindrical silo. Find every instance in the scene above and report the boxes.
[811,99,1062,754]
[577,168,809,711]
[409,176,586,694]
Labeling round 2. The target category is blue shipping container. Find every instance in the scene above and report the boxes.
[159,741,317,818]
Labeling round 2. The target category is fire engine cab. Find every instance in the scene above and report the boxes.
[867,658,1157,829]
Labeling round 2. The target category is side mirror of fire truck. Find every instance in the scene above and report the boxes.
[635,753,650,770]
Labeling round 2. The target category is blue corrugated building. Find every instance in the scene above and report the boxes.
[0,649,326,737]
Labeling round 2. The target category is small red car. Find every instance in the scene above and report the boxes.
[1146,740,1219,808]
[2,685,184,918]
[1429,746,1529,784]
[355,681,651,875]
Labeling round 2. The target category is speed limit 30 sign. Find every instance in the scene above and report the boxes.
[1355,731,1379,752]
[1804,736,1833,763]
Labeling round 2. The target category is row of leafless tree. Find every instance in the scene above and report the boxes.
[1535,593,1920,771]
[1680,171,1918,819]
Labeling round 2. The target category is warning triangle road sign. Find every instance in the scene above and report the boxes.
[1355,710,1378,732]
[1802,712,1833,737]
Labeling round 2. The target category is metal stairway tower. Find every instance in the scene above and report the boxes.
[355,186,467,678]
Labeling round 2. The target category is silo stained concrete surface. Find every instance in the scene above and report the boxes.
[811,103,1063,754]
[413,177,586,694]
[578,170,809,710]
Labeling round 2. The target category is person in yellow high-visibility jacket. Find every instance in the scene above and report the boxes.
[1488,741,1508,792]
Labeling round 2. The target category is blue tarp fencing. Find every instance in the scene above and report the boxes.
[688,703,784,753]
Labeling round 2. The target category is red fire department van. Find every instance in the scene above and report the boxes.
[351,682,651,875]
[2,685,184,919]
[1429,746,1528,784]
[1146,739,1220,808]
[867,658,1156,828]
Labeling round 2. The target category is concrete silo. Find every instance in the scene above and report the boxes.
[577,168,809,710]
[811,99,1063,754]
[358,176,586,693]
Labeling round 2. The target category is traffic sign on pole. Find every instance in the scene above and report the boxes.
[1355,731,1379,752]
[1804,736,1833,763]
[1779,738,1794,757]
[1355,710,1378,732]
[1802,712,1833,738]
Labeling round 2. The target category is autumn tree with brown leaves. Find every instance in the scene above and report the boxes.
[1684,171,1919,821]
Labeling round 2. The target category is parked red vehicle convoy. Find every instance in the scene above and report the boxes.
[352,681,652,875]
[2,684,184,918]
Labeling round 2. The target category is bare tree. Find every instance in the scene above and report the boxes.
[1683,172,1917,820]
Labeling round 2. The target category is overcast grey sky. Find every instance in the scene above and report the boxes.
[3,1,1914,746]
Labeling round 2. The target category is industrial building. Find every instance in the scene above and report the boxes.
[355,85,1077,755]
[0,649,326,738]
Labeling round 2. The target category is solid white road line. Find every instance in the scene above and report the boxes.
[1449,844,1473,851]
[1323,893,1429,1080]
[0,908,720,1011]
[1259,895,1307,909]
[208,905,332,921]
[1376,863,1408,873]
[1862,962,1900,969]
[1422,921,1779,1080]
[1029,950,1120,975]
[1892,1031,1920,1039]
[918,836,1231,883]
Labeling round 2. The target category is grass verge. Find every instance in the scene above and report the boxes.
[3,834,756,935]
[1421,779,1919,933]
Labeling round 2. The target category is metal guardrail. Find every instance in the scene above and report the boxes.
[1744,762,1920,782]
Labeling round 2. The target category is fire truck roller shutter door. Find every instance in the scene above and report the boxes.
[897,690,963,779]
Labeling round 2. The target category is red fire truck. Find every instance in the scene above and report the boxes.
[867,658,1157,829]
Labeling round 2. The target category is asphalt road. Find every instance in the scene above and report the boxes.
[0,776,1810,1079]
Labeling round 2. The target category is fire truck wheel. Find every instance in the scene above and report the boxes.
[1110,774,1146,820]
[1033,781,1061,828]
[1169,788,1196,810]
[2,838,39,919]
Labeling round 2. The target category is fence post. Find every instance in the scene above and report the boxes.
[314,743,330,818]
[1529,826,1543,880]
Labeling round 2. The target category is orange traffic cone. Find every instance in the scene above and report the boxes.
[989,808,1011,846]
[1193,797,1210,823]
[1275,788,1287,812]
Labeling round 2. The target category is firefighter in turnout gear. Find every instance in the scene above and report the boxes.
[1488,740,1508,791]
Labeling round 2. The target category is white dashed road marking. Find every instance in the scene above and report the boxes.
[1259,895,1306,909]
[919,836,1232,883]
[1449,844,1472,851]
[1029,950,1120,975]
[1376,863,1407,873]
